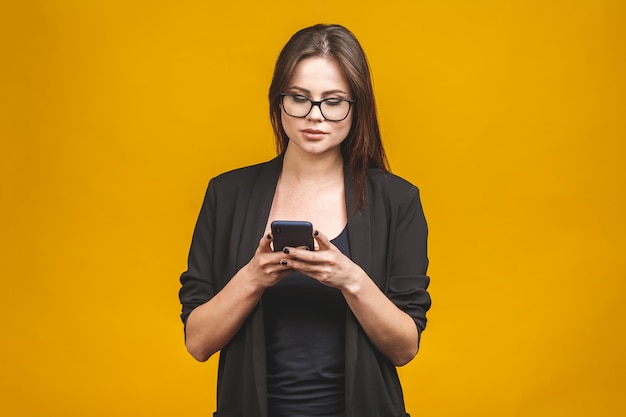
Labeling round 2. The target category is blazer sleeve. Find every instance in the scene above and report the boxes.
[386,185,431,338]
[178,179,218,328]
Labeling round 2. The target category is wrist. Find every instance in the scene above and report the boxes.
[236,264,267,297]
[340,264,367,296]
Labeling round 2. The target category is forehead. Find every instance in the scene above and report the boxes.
[288,56,350,93]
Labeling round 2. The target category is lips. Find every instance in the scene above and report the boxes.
[301,129,326,140]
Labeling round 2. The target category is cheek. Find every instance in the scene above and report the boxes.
[337,116,353,139]
[279,108,291,129]
[280,114,296,138]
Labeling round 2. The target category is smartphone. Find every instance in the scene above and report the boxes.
[271,220,314,251]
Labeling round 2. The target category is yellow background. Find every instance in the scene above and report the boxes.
[1,0,625,416]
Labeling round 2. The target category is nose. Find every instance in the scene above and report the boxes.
[306,102,325,121]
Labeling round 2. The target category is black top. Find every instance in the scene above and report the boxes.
[263,227,350,417]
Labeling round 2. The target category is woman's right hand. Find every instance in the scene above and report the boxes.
[242,234,294,289]
[184,234,291,362]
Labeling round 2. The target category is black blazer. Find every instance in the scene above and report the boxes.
[180,154,431,417]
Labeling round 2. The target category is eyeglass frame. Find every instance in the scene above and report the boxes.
[279,93,355,122]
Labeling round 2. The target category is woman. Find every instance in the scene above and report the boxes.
[179,24,431,417]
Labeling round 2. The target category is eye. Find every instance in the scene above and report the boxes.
[324,98,345,107]
[290,94,309,103]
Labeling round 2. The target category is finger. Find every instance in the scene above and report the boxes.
[273,259,295,278]
[282,246,317,263]
[278,257,311,274]
[258,251,293,274]
[258,233,275,253]
[270,259,292,275]
[313,229,333,251]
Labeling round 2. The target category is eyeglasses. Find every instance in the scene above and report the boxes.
[280,93,354,122]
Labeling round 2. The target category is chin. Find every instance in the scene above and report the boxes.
[287,136,342,155]
[299,143,341,157]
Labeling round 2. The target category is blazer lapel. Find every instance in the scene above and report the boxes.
[236,154,283,417]
[344,168,372,417]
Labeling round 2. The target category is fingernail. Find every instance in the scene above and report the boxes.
[282,247,290,254]
[280,259,288,266]
[266,234,272,240]
[314,230,319,237]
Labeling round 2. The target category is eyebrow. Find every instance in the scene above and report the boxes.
[288,86,349,96]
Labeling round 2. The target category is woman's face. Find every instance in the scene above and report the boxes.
[280,56,353,158]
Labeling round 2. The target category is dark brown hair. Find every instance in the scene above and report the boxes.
[268,24,389,210]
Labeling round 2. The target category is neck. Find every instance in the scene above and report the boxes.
[281,146,344,183]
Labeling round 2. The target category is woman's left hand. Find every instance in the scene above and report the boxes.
[279,230,362,291]
[280,229,419,366]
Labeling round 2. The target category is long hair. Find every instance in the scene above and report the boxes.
[268,24,389,210]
